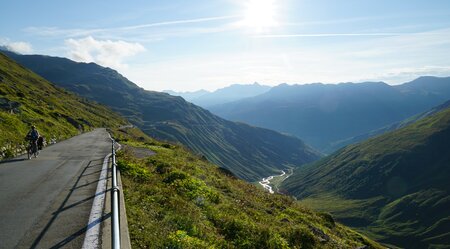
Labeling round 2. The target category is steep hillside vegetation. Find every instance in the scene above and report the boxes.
[112,127,383,248]
[2,51,320,181]
[281,105,450,248]
[0,53,126,158]
[210,78,450,153]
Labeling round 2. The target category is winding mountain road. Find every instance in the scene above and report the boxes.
[0,129,111,249]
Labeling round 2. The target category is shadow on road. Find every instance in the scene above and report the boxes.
[52,189,109,215]
[71,177,105,191]
[81,169,104,177]
[49,213,111,249]
[30,158,108,249]
[0,158,27,164]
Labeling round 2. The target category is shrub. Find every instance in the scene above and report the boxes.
[117,160,151,182]
[171,176,220,204]
[284,225,316,249]
[267,233,290,249]
[3,147,15,158]
[318,212,335,228]
[153,161,171,174]
[162,143,174,149]
[166,230,209,249]
[164,170,188,183]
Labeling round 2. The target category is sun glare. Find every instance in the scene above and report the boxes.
[241,0,278,31]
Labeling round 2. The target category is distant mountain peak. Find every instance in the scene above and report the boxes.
[168,82,272,108]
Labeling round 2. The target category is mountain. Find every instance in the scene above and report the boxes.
[112,126,383,248]
[209,79,450,153]
[281,103,450,248]
[163,89,210,102]
[0,53,126,158]
[167,83,271,108]
[2,50,320,181]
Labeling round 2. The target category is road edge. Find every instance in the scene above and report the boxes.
[81,153,110,249]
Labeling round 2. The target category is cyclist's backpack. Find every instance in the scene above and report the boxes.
[30,130,39,140]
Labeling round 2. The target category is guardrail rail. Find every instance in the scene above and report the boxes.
[111,139,121,249]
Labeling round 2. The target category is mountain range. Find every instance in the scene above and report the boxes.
[281,101,450,248]
[164,89,209,102]
[2,50,320,181]
[209,78,450,153]
[165,82,271,108]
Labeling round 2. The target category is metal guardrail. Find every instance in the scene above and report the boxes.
[111,139,121,249]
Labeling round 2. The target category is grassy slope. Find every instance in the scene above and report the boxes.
[281,106,450,248]
[0,53,126,158]
[112,127,382,249]
[2,51,320,181]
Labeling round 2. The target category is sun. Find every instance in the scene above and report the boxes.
[241,0,278,31]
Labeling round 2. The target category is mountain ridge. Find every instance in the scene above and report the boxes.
[166,82,271,108]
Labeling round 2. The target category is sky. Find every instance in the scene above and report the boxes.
[1,0,450,92]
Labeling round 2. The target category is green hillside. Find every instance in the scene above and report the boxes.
[281,104,450,248]
[112,127,383,248]
[2,51,320,181]
[0,53,126,158]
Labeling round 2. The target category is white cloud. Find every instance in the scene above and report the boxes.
[0,39,33,54]
[65,36,146,69]
[25,15,240,42]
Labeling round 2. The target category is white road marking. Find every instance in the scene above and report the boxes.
[82,153,111,249]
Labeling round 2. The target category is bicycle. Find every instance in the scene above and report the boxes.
[27,139,39,159]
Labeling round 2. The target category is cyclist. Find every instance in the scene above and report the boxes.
[26,125,40,158]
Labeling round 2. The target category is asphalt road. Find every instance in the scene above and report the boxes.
[0,129,111,249]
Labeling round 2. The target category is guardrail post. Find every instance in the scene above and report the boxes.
[111,139,121,249]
